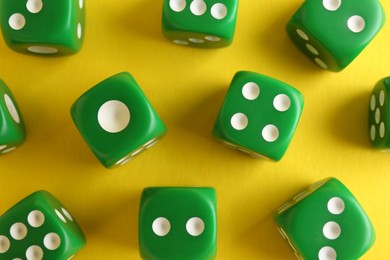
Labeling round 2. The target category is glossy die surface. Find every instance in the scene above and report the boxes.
[162,0,239,48]
[0,79,26,155]
[287,0,385,71]
[369,77,390,149]
[0,190,86,259]
[274,178,375,259]
[212,71,303,161]
[0,0,85,55]
[71,72,167,168]
[139,187,217,260]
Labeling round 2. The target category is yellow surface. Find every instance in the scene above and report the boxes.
[1,0,390,259]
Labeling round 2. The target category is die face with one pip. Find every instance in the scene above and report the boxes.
[0,79,26,155]
[212,71,304,161]
[0,0,85,55]
[287,0,385,71]
[139,187,217,260]
[71,72,167,168]
[369,77,390,149]
[162,0,239,48]
[0,190,86,259]
[274,178,375,260]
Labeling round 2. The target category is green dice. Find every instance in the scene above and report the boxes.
[0,190,86,259]
[162,0,239,48]
[71,72,167,168]
[212,71,304,161]
[0,79,26,155]
[139,187,217,260]
[287,0,385,71]
[0,0,85,55]
[274,178,375,259]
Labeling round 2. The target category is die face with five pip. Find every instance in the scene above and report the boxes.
[162,0,239,48]
[71,72,167,169]
[0,190,86,259]
[287,0,385,71]
[0,79,26,155]
[274,178,375,260]
[0,0,85,55]
[369,77,390,149]
[212,71,304,161]
[139,187,217,260]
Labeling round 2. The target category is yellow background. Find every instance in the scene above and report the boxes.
[1,0,390,259]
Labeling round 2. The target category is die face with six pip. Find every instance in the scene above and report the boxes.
[0,79,26,155]
[212,71,304,161]
[162,0,239,48]
[369,77,390,149]
[71,72,167,168]
[287,0,385,71]
[0,190,86,259]
[274,178,375,260]
[0,0,85,55]
[139,187,217,260]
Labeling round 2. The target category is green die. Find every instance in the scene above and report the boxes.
[71,72,167,169]
[212,71,304,161]
[369,77,390,149]
[139,187,217,260]
[162,0,239,48]
[0,190,86,259]
[0,0,85,55]
[287,0,385,71]
[274,178,375,259]
[0,79,26,155]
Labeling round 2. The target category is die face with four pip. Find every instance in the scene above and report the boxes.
[369,77,390,149]
[0,0,85,55]
[212,71,304,161]
[0,79,26,155]
[139,187,217,260]
[287,0,385,72]
[71,72,167,169]
[274,178,375,260]
[162,0,239,48]
[0,190,86,259]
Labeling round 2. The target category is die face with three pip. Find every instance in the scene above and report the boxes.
[274,178,375,260]
[0,0,85,55]
[212,71,304,161]
[369,77,390,149]
[0,190,86,259]
[71,72,167,168]
[139,187,217,260]
[162,0,239,48]
[287,0,385,71]
[0,79,26,155]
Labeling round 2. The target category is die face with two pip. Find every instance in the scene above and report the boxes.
[0,190,86,259]
[139,187,217,260]
[287,0,385,71]
[212,71,304,161]
[0,79,26,155]
[0,0,85,55]
[162,0,239,48]
[274,178,375,259]
[369,77,390,149]
[71,72,167,168]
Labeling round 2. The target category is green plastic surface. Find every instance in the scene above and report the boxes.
[286,0,385,71]
[162,0,239,48]
[0,190,86,259]
[139,187,217,260]
[71,72,167,168]
[274,178,375,259]
[212,71,304,161]
[0,0,85,55]
[0,79,26,155]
